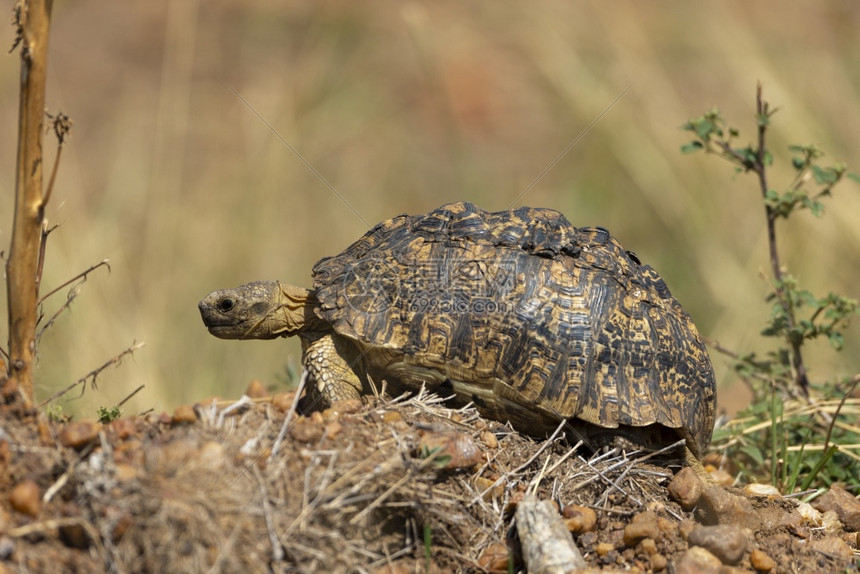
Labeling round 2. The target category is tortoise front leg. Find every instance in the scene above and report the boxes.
[300,333,364,409]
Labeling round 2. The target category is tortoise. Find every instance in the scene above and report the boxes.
[198,202,716,467]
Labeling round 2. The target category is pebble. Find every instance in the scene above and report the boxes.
[327,398,363,416]
[171,404,197,424]
[9,480,40,517]
[650,553,667,571]
[270,391,295,412]
[562,505,597,534]
[244,379,268,398]
[743,483,781,497]
[623,511,660,546]
[812,484,860,531]
[114,462,141,482]
[324,421,343,439]
[595,542,614,557]
[381,410,403,423]
[290,417,323,443]
[695,485,760,530]
[673,546,723,574]
[638,537,657,555]
[667,467,703,510]
[418,431,483,470]
[476,542,509,572]
[749,549,776,572]
[811,535,853,560]
[59,420,101,449]
[480,430,498,449]
[686,524,748,565]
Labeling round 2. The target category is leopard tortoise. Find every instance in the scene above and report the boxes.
[198,202,716,466]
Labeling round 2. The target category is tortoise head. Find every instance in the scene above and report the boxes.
[198,281,320,339]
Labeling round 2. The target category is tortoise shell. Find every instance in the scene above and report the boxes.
[312,202,715,457]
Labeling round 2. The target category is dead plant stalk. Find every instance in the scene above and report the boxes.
[4,0,55,405]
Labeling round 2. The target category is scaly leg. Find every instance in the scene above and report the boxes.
[301,333,364,409]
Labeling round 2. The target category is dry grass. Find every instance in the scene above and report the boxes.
[0,1,858,417]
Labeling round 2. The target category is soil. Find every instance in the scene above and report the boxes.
[0,387,858,573]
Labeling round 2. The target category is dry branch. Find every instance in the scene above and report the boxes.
[515,494,586,573]
[36,341,145,407]
[3,0,55,405]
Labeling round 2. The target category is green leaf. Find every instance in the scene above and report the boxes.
[741,444,765,465]
[847,172,860,184]
[812,165,838,185]
[828,331,844,350]
[681,141,704,154]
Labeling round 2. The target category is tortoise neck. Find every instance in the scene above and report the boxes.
[272,283,328,337]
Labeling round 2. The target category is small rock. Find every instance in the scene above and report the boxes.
[418,431,483,470]
[638,537,657,555]
[650,553,667,571]
[324,421,343,439]
[9,480,40,517]
[114,463,141,482]
[562,505,597,534]
[811,535,853,560]
[480,430,499,449]
[270,391,296,412]
[290,417,323,443]
[309,411,325,424]
[476,542,510,572]
[796,502,823,525]
[749,549,776,572]
[106,417,136,440]
[821,510,843,534]
[623,511,660,547]
[695,485,761,530]
[381,410,403,423]
[812,484,860,532]
[668,467,704,510]
[171,405,197,424]
[743,483,781,497]
[595,542,614,557]
[329,398,363,416]
[244,379,268,398]
[674,546,723,574]
[687,524,747,565]
[59,420,101,449]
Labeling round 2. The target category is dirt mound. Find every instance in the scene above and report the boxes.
[0,390,857,573]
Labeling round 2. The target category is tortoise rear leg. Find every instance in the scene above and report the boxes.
[685,447,714,483]
[300,333,364,409]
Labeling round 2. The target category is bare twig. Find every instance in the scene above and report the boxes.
[36,282,80,341]
[117,384,145,408]
[38,259,110,305]
[43,111,72,206]
[36,341,145,407]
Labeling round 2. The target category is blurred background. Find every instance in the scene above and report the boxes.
[1,1,858,418]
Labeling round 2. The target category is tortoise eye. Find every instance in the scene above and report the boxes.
[218,298,235,312]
